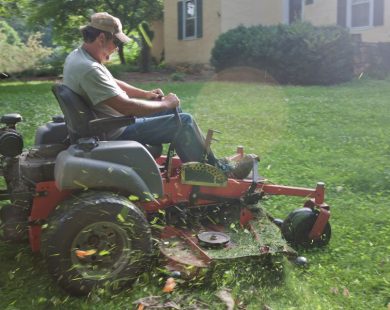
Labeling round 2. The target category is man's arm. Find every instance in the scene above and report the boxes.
[115,79,163,100]
[102,92,179,117]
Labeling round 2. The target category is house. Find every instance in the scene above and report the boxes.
[151,0,389,65]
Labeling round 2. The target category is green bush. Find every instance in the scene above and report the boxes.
[170,72,186,81]
[17,47,68,77]
[211,22,354,85]
[0,32,52,75]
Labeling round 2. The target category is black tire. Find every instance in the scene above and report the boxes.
[281,208,331,249]
[41,191,152,296]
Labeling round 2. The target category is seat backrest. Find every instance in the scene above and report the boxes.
[52,84,97,143]
[51,84,163,158]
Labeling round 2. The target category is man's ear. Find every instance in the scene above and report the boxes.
[97,32,106,45]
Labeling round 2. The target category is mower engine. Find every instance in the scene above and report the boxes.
[0,114,24,157]
[0,114,67,241]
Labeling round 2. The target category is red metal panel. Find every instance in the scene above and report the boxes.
[141,177,328,213]
[240,208,254,226]
[261,184,316,198]
[309,208,331,240]
[28,181,71,252]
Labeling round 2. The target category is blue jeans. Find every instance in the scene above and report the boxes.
[117,109,217,165]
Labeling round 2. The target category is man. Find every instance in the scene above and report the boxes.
[63,12,256,178]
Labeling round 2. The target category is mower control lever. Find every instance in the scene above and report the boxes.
[204,129,221,161]
[165,107,182,181]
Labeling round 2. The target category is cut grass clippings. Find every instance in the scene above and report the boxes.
[0,78,389,309]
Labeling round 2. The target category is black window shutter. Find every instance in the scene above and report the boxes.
[337,0,347,27]
[373,0,384,26]
[178,1,184,40]
[196,0,203,38]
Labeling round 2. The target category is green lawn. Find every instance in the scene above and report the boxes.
[0,78,389,309]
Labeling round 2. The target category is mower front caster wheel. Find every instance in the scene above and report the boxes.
[41,191,153,296]
[281,208,331,249]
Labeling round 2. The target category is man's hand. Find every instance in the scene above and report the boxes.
[146,88,164,100]
[161,93,180,109]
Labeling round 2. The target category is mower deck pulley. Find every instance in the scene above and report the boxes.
[197,231,230,247]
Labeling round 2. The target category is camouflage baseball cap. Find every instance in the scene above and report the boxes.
[82,12,131,44]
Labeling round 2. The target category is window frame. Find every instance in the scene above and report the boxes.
[347,0,374,30]
[182,0,197,40]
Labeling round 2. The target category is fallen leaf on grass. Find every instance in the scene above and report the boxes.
[387,302,390,310]
[330,287,339,295]
[163,277,177,293]
[343,288,350,297]
[216,289,234,310]
[75,249,96,258]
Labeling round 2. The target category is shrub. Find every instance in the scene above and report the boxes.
[0,23,52,75]
[211,22,354,85]
[170,72,186,81]
[18,47,68,77]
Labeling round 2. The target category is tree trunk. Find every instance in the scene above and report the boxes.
[140,38,151,73]
[138,25,154,73]
[118,44,126,64]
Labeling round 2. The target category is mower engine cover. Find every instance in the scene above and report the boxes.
[54,140,163,201]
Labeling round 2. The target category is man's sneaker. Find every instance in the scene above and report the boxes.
[217,154,259,179]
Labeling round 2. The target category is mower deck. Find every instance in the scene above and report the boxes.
[158,205,297,276]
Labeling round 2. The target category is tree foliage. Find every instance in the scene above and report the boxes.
[0,25,52,74]
[0,20,22,45]
[0,0,29,18]
[28,0,163,63]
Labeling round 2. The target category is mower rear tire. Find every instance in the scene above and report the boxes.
[41,191,152,296]
[281,208,331,249]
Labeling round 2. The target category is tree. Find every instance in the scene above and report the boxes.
[29,0,163,64]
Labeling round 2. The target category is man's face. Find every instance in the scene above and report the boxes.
[100,34,119,63]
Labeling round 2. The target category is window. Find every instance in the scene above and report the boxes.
[351,0,372,28]
[178,0,203,40]
[338,0,384,29]
[185,0,196,38]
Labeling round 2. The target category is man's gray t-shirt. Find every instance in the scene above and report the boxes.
[63,47,126,138]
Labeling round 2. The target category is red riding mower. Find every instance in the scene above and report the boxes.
[0,84,331,295]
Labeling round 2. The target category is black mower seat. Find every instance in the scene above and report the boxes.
[52,84,163,158]
[52,84,135,143]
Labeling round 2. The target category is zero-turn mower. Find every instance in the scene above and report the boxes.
[0,84,331,295]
